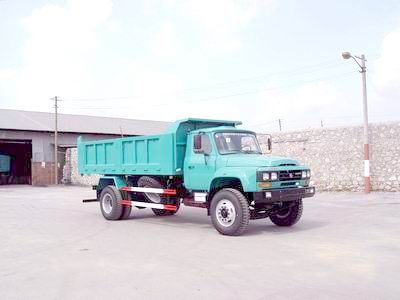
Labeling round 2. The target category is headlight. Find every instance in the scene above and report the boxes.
[302,171,307,178]
[257,171,279,181]
[307,170,311,178]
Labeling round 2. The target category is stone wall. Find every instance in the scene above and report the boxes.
[63,148,100,186]
[258,121,400,192]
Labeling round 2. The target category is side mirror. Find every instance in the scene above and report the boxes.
[266,134,272,153]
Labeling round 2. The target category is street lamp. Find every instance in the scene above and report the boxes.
[342,51,371,193]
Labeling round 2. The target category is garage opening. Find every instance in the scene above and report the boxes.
[0,139,32,185]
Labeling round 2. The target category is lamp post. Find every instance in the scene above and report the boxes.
[342,52,371,193]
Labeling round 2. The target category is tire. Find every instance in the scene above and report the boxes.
[152,199,180,216]
[120,190,132,220]
[137,176,178,216]
[121,205,132,219]
[269,199,303,226]
[99,186,124,220]
[210,188,250,236]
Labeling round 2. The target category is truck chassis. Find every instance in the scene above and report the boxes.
[86,175,315,236]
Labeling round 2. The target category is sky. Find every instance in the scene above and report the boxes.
[1,0,400,132]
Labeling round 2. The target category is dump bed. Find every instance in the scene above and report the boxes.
[78,133,178,175]
[78,118,241,176]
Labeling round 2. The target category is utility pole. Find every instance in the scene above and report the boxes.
[52,96,60,185]
[278,119,282,132]
[360,54,371,193]
[342,52,371,193]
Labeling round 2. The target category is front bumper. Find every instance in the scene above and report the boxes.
[253,186,315,204]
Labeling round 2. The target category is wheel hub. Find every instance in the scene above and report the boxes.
[216,199,236,227]
[102,193,113,214]
[220,208,229,218]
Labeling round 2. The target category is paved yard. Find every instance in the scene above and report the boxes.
[0,185,399,299]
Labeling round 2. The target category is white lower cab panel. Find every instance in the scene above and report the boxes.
[194,192,207,203]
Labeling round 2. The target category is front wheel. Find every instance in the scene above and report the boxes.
[269,199,303,226]
[210,188,250,236]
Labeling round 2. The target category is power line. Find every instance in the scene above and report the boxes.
[247,111,400,133]
[61,71,356,111]
[181,60,345,92]
[61,60,358,103]
[180,56,375,93]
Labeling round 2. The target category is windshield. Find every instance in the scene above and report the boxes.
[214,132,262,154]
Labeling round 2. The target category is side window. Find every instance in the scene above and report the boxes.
[202,135,212,154]
[193,135,202,151]
[193,134,212,154]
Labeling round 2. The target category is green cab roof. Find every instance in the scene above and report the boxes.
[191,126,255,134]
[165,118,242,134]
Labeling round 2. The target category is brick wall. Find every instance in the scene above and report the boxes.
[32,162,62,186]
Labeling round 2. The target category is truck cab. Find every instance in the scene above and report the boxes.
[184,126,314,196]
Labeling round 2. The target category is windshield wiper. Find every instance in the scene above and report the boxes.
[220,151,241,155]
[241,150,262,154]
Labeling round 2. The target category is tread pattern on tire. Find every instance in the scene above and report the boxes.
[100,186,124,220]
[137,176,178,216]
[269,199,303,226]
[211,188,250,236]
[120,190,132,219]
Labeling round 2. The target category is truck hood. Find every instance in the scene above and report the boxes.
[225,154,299,167]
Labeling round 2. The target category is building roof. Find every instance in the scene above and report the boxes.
[0,109,170,136]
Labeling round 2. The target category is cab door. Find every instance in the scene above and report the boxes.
[184,133,216,190]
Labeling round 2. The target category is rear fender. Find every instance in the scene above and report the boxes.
[97,176,127,198]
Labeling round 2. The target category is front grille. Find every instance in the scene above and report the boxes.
[279,170,302,181]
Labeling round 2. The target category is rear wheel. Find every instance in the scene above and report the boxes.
[137,176,179,216]
[269,199,303,226]
[152,200,180,216]
[210,188,250,236]
[99,186,124,220]
[120,190,132,219]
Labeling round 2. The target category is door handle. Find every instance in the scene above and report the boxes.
[188,165,195,169]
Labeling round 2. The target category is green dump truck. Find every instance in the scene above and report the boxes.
[78,118,315,236]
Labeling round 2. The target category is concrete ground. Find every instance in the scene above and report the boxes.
[0,186,399,300]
